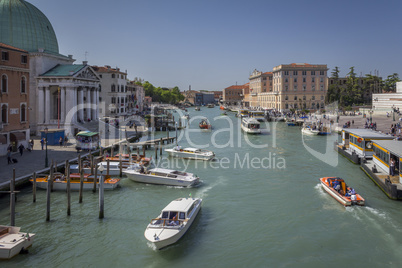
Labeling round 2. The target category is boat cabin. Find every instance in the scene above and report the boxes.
[238,109,249,117]
[242,118,260,129]
[249,111,266,121]
[152,198,201,227]
[340,129,394,159]
[372,140,402,183]
[75,131,100,151]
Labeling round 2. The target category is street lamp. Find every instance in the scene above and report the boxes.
[44,127,49,168]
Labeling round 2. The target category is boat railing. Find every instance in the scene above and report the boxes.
[150,218,184,228]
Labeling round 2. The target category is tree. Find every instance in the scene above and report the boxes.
[325,66,341,104]
[383,73,400,92]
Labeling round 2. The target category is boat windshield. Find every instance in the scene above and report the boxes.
[249,124,260,129]
[171,170,188,176]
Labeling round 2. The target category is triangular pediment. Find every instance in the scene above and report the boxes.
[75,65,100,81]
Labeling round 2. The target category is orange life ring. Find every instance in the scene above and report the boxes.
[357,138,363,143]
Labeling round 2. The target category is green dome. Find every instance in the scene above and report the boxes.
[0,0,59,54]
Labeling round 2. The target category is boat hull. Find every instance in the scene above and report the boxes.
[124,171,198,187]
[241,124,261,134]
[0,229,35,259]
[301,128,320,135]
[144,199,202,249]
[165,150,214,161]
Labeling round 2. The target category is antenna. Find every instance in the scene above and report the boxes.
[84,51,88,61]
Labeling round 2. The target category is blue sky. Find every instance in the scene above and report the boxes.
[30,0,401,91]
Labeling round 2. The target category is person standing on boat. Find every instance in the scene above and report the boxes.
[390,158,395,176]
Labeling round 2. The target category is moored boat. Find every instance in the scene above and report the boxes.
[123,165,199,187]
[165,146,215,160]
[30,172,120,190]
[144,197,202,249]
[319,177,365,206]
[0,225,35,259]
[207,103,214,108]
[241,117,261,134]
[301,125,320,135]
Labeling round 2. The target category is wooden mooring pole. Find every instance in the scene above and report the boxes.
[32,172,36,203]
[10,174,15,226]
[160,138,163,155]
[93,161,98,193]
[46,165,53,222]
[99,166,104,219]
[79,169,84,203]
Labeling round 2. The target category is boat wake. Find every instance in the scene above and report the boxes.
[196,176,226,199]
[146,241,158,251]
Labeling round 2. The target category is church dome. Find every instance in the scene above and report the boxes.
[0,0,59,54]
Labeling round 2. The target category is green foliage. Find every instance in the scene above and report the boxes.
[383,73,400,92]
[142,81,184,104]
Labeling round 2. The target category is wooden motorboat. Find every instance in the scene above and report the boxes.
[165,146,215,160]
[199,118,212,130]
[30,172,120,190]
[0,225,35,259]
[320,177,365,206]
[144,198,202,249]
[123,166,199,187]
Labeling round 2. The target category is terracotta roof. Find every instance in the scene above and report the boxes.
[92,65,127,75]
[263,72,273,75]
[0,42,28,53]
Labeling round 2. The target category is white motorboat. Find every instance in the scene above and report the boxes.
[123,165,199,187]
[70,161,123,176]
[301,126,320,135]
[241,117,262,134]
[0,226,35,259]
[144,197,202,249]
[165,147,215,160]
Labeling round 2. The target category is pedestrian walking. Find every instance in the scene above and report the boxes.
[59,136,63,147]
[7,150,12,164]
[18,143,25,156]
[64,135,69,147]
[30,139,34,150]
[40,138,45,150]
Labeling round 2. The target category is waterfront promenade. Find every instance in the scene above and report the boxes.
[0,124,147,189]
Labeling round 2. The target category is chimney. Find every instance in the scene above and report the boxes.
[83,61,88,65]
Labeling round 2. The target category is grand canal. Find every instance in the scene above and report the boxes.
[1,107,402,267]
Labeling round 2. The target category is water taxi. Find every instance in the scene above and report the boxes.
[0,225,35,259]
[319,177,365,206]
[207,103,215,108]
[144,197,202,249]
[31,173,120,190]
[241,117,261,134]
[165,146,215,160]
[249,111,266,122]
[199,118,212,130]
[301,125,320,135]
[123,165,199,187]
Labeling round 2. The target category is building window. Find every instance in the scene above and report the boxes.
[303,85,306,91]
[320,71,325,75]
[312,77,315,83]
[320,77,324,83]
[285,103,289,109]
[285,78,288,83]
[285,95,288,100]
[303,95,306,100]
[303,77,306,83]
[1,51,9,61]
[111,84,116,92]
[112,74,115,78]
[302,71,306,76]
[312,85,315,91]
[20,103,26,122]
[311,71,315,76]
[294,85,297,91]
[21,55,28,64]
[1,104,7,123]
[312,95,315,100]
[293,71,298,75]
[320,85,324,91]
[111,97,116,104]
[285,86,288,91]
[1,74,7,93]
[294,78,297,83]
[294,96,298,100]
[312,103,315,109]
[284,71,289,76]
[21,76,26,93]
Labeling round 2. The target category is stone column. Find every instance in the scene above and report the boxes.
[45,87,50,124]
[95,88,99,120]
[90,88,95,120]
[72,87,77,123]
[38,87,45,124]
[78,88,84,122]
[60,87,66,123]
[86,87,91,121]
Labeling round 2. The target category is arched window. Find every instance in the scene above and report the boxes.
[1,104,7,123]
[21,76,26,93]
[21,104,26,122]
[111,84,116,92]
[1,74,7,93]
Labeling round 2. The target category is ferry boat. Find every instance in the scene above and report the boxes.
[165,146,215,160]
[241,118,261,134]
[236,109,249,118]
[31,173,120,190]
[199,118,212,130]
[319,177,365,206]
[0,225,35,259]
[249,111,266,122]
[144,197,202,249]
[123,165,199,187]
[207,103,214,108]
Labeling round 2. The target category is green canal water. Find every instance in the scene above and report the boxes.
[1,107,402,267]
